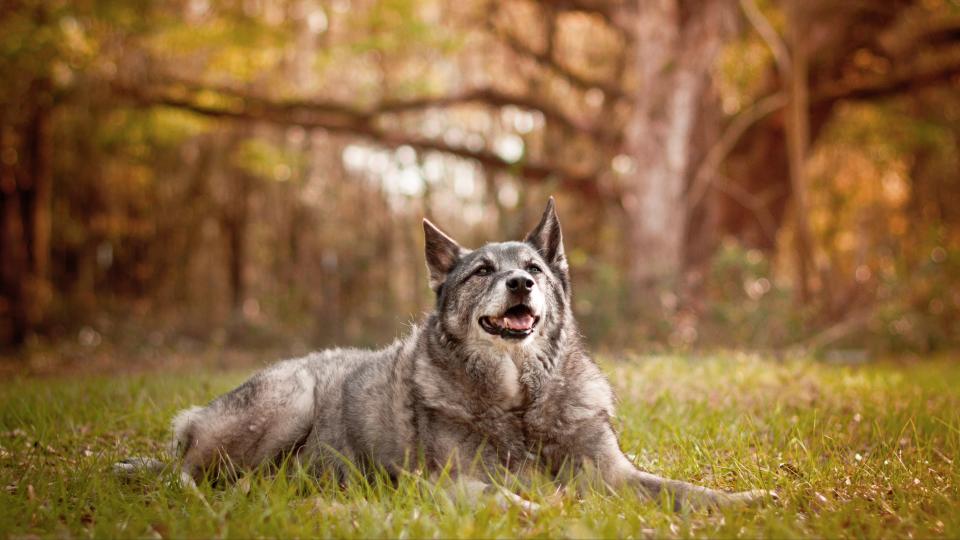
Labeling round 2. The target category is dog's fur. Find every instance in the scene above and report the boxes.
[118,199,771,510]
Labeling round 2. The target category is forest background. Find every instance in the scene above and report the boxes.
[2,0,959,369]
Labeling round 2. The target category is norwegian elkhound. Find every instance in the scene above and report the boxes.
[117,198,772,510]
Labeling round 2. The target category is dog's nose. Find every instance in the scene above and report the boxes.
[506,275,535,293]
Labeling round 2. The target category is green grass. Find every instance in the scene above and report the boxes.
[1,354,959,538]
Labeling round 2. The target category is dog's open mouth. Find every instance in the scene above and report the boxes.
[479,304,540,340]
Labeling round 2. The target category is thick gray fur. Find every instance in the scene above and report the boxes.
[118,198,773,510]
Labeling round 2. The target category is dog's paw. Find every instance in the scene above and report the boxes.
[683,488,778,511]
[494,488,541,513]
[725,489,779,506]
[112,456,165,476]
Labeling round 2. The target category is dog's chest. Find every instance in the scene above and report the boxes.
[496,355,525,409]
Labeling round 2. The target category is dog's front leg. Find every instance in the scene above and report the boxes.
[584,422,774,510]
[437,473,540,512]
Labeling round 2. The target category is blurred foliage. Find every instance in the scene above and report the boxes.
[1,0,959,358]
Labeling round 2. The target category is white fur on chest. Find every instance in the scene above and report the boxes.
[497,355,524,409]
[464,324,536,409]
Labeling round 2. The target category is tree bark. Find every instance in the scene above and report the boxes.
[223,171,251,314]
[784,1,816,304]
[0,78,54,347]
[622,0,735,292]
[0,123,29,346]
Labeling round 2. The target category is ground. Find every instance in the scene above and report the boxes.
[1,353,958,538]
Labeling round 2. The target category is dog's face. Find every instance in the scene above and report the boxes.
[424,199,570,349]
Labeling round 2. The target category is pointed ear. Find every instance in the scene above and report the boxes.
[524,197,569,287]
[423,218,466,292]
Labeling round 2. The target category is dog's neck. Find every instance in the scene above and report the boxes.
[423,314,565,410]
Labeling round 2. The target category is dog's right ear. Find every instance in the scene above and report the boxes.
[423,218,466,293]
[525,197,570,293]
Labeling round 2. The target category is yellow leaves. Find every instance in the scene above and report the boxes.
[208,47,284,81]
[231,138,305,183]
[717,40,774,115]
[145,15,289,81]
[59,16,96,59]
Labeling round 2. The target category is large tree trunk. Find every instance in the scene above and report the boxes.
[0,122,30,346]
[622,0,735,295]
[0,79,54,347]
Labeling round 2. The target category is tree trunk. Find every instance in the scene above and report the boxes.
[784,1,815,304]
[223,172,251,314]
[680,82,727,274]
[0,122,30,346]
[622,0,735,295]
[0,79,54,347]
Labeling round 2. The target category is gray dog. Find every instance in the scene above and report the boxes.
[118,199,772,510]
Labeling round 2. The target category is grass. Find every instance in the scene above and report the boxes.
[1,353,959,538]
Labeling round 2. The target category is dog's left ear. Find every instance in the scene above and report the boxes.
[525,197,570,291]
[423,218,466,293]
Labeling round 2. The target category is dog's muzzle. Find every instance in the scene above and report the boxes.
[479,304,540,340]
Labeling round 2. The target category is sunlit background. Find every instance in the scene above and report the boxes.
[2,0,959,369]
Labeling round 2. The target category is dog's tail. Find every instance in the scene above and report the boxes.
[113,405,205,483]
[169,405,204,457]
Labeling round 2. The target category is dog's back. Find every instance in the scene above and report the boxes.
[171,339,418,482]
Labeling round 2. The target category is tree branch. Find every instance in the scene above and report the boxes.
[484,15,628,101]
[687,47,960,208]
[156,76,601,138]
[686,91,789,212]
[813,48,960,103]
[547,0,632,36]
[740,0,792,80]
[111,80,603,196]
[377,88,600,135]
[713,173,780,243]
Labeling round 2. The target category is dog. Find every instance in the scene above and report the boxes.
[116,198,772,510]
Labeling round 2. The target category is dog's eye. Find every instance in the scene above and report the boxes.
[526,264,542,274]
[474,266,493,277]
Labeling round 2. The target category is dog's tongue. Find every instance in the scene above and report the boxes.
[503,312,535,331]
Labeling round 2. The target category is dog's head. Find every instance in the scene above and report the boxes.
[423,198,570,348]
